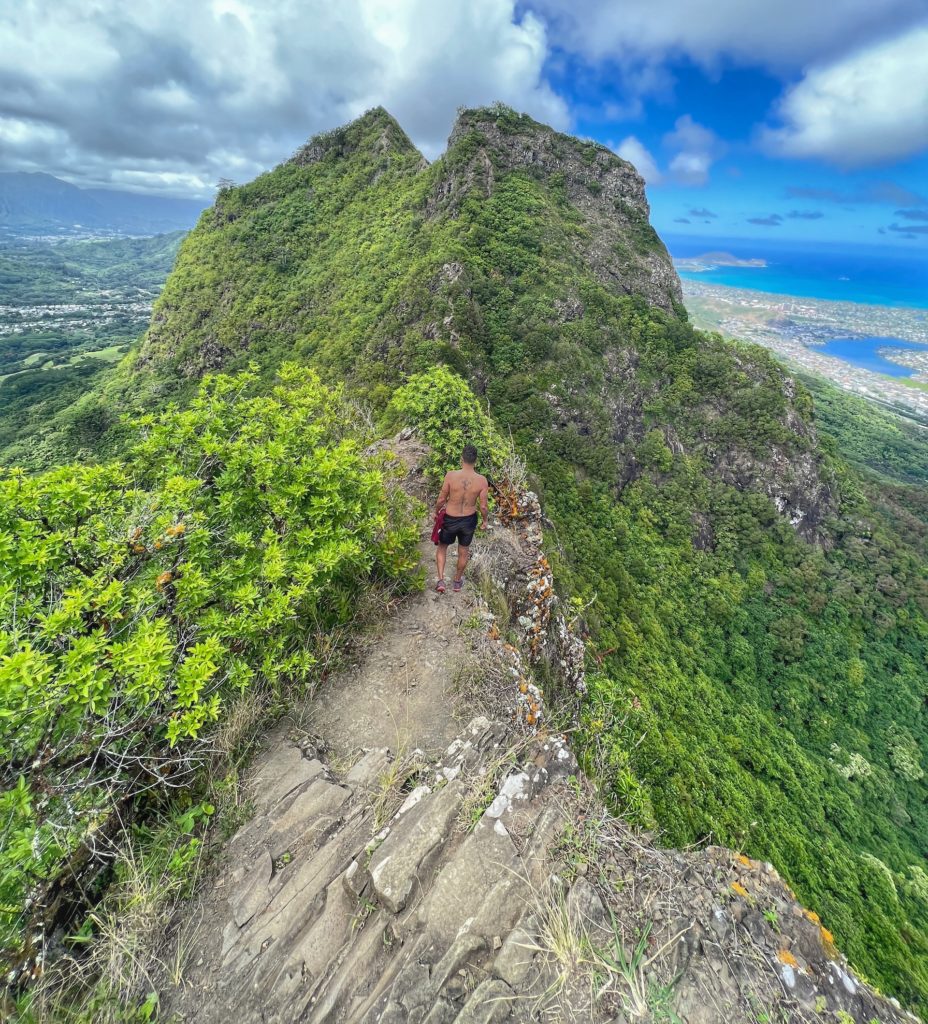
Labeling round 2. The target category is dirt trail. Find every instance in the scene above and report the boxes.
[309,535,473,761]
[156,446,581,1023]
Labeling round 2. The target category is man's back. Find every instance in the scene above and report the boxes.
[443,467,487,516]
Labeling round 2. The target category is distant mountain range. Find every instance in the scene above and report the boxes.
[0,172,207,237]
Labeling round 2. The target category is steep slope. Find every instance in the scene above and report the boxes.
[108,107,928,1011]
[153,445,908,1024]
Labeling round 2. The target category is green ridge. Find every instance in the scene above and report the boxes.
[5,105,928,1012]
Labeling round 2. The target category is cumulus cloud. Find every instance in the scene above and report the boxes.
[748,214,783,226]
[0,0,568,196]
[528,0,925,71]
[664,115,723,186]
[786,210,824,219]
[612,136,662,183]
[895,208,928,221]
[761,26,928,166]
[689,207,717,218]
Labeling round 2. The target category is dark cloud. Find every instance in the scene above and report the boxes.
[748,214,783,226]
[674,217,691,223]
[786,209,824,219]
[786,181,927,206]
[888,222,928,235]
[689,207,717,218]
[894,208,928,221]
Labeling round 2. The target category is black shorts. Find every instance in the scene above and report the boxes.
[439,512,478,547]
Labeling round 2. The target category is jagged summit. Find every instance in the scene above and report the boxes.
[437,104,681,311]
[290,106,424,168]
[137,104,682,382]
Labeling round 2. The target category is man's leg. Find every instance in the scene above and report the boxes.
[453,544,471,582]
[436,543,449,587]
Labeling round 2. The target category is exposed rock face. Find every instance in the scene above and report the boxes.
[434,108,683,314]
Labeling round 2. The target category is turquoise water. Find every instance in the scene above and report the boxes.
[818,337,928,377]
[669,236,928,309]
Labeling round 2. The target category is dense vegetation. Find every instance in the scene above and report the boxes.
[0,232,186,305]
[0,232,185,467]
[798,371,928,486]
[0,365,419,991]
[4,106,927,1012]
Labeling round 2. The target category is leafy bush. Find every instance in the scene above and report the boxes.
[388,365,507,478]
[0,363,419,973]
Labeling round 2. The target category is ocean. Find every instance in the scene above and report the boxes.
[668,235,928,310]
[818,337,928,377]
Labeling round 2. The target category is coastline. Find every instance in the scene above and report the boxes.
[682,276,928,421]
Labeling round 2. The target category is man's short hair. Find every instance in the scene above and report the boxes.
[461,444,478,465]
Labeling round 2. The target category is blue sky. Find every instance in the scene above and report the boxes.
[1,1,926,250]
[564,57,928,248]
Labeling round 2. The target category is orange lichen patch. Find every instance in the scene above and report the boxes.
[736,854,753,867]
[819,926,839,959]
[518,681,528,694]
[730,881,749,897]
[130,527,143,542]
[802,909,820,925]
[488,623,500,640]
[777,949,799,968]
[132,544,146,554]
[154,541,163,550]
[156,571,173,590]
[166,522,186,537]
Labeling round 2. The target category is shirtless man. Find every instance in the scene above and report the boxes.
[434,444,489,594]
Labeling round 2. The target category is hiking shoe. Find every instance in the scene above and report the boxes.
[453,579,464,593]
[436,579,446,594]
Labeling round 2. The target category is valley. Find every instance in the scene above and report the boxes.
[0,232,183,464]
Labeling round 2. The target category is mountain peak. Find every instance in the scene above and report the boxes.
[436,103,682,312]
[290,106,423,168]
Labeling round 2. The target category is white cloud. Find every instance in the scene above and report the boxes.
[613,136,662,184]
[527,0,925,71]
[0,0,569,196]
[761,27,928,166]
[664,115,723,186]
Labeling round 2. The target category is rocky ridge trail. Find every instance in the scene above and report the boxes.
[156,440,915,1024]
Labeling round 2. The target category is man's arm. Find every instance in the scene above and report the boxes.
[436,474,451,513]
[479,480,490,529]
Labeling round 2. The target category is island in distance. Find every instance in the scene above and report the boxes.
[676,251,768,270]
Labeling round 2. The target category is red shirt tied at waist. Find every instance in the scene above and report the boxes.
[431,506,446,545]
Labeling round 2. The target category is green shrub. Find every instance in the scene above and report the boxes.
[388,365,507,479]
[0,363,419,971]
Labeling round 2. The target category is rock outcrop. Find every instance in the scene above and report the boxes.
[436,107,683,315]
